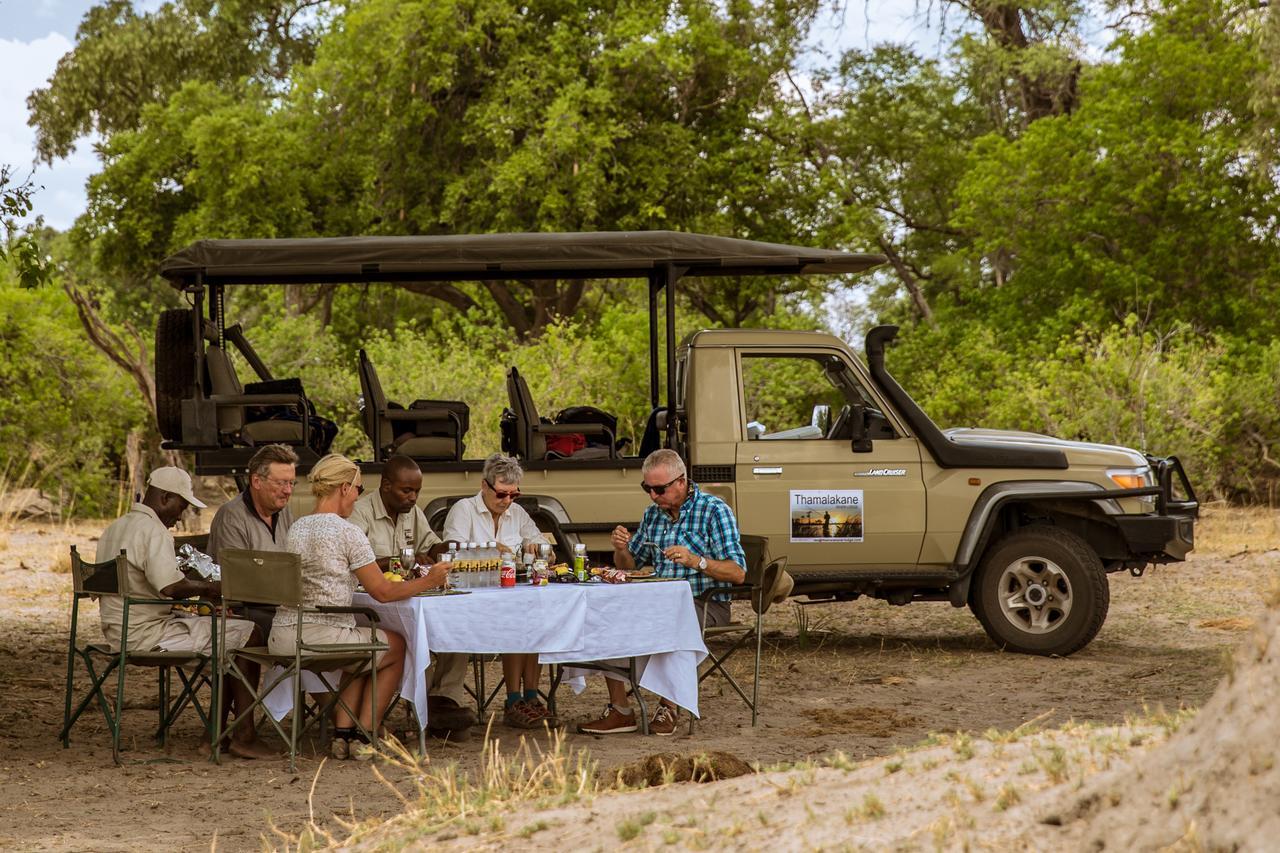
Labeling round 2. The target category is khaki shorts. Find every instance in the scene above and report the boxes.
[155,616,256,654]
[268,623,393,672]
[695,599,732,629]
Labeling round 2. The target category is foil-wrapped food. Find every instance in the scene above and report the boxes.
[177,543,220,580]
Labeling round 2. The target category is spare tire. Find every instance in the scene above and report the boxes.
[155,308,196,441]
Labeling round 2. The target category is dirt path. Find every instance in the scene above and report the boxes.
[0,509,1272,850]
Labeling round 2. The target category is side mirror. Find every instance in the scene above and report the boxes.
[746,421,766,440]
[850,404,873,453]
[811,404,831,434]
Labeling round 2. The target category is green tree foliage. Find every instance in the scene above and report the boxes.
[13,0,1280,509]
[0,263,146,514]
[950,0,1280,341]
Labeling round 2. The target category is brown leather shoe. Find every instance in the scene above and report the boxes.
[578,703,638,735]
[428,695,478,730]
[649,704,679,736]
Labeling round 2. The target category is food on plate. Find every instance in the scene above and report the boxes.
[383,571,405,583]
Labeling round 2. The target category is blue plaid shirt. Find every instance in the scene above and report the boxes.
[628,483,747,601]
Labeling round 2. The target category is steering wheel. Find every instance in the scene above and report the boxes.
[826,404,852,440]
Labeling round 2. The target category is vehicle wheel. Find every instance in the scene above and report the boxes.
[155,308,196,441]
[969,525,1109,656]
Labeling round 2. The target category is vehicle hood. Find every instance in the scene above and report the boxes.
[943,428,1148,468]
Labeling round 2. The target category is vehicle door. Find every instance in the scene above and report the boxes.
[732,350,926,572]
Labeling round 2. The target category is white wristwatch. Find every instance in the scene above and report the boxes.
[696,556,707,571]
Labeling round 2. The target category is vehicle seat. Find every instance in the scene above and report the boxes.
[357,349,466,462]
[504,366,616,460]
[204,345,307,445]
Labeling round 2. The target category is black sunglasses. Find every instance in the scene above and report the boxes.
[641,474,685,496]
[485,479,521,500]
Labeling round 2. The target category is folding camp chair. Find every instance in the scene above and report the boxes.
[695,554,785,728]
[60,546,217,765]
[215,548,389,771]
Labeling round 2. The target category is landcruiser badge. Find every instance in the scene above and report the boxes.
[855,468,907,477]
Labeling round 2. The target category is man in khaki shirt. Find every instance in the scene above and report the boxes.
[206,444,298,637]
[97,467,273,759]
[350,455,476,737]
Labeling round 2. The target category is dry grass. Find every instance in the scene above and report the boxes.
[282,723,600,849]
[1195,505,1280,555]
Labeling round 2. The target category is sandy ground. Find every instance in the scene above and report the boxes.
[0,506,1275,851]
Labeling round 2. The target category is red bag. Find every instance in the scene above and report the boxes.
[545,433,587,457]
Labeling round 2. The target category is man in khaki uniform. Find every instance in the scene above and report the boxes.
[350,455,476,738]
[206,444,298,637]
[97,467,273,759]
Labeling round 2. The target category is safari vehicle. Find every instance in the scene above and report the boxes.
[155,232,1198,656]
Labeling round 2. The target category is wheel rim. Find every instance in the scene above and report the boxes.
[996,555,1073,635]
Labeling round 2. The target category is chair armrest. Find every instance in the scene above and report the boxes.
[382,409,455,423]
[533,422,610,436]
[209,393,305,407]
[313,605,381,623]
[694,584,752,602]
[126,596,218,608]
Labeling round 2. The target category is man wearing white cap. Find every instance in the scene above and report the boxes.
[96,466,274,759]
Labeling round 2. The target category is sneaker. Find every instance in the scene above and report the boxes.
[650,704,679,736]
[330,737,350,760]
[503,700,543,730]
[578,704,638,735]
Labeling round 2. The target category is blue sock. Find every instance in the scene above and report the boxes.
[523,689,539,703]
[506,691,522,708]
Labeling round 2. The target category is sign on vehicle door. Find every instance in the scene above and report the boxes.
[790,490,864,542]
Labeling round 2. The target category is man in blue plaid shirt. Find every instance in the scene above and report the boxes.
[578,449,747,737]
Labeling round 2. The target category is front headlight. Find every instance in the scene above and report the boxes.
[1107,466,1153,490]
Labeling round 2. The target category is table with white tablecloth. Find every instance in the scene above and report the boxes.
[261,580,708,732]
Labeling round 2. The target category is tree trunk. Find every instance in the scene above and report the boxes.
[64,281,183,477]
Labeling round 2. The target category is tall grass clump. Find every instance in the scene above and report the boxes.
[286,728,598,848]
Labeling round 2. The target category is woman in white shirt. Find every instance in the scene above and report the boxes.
[443,453,553,730]
[272,454,448,759]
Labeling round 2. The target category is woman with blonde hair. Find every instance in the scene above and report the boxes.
[270,453,448,759]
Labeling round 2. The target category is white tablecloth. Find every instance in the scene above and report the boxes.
[261,581,707,728]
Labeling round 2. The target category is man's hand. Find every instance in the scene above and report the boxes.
[662,546,701,570]
[610,525,631,551]
[423,562,450,588]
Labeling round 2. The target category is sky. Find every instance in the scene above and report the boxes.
[0,0,943,232]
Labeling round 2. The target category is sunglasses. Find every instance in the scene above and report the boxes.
[641,474,685,496]
[485,479,521,500]
[347,481,365,495]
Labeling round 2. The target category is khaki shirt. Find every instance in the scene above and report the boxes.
[96,504,184,652]
[349,490,441,559]
[442,493,547,553]
[206,490,294,562]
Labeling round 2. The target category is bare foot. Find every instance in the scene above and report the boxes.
[228,738,278,760]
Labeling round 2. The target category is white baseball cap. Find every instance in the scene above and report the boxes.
[147,467,207,509]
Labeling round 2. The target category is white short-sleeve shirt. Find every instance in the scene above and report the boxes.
[274,513,376,630]
[442,493,546,553]
[96,503,184,651]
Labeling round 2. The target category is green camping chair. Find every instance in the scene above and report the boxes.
[60,545,217,765]
[215,548,389,771]
[694,548,785,728]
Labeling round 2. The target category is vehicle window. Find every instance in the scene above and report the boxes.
[740,354,871,440]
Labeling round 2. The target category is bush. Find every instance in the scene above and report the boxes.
[892,316,1280,502]
[0,269,146,515]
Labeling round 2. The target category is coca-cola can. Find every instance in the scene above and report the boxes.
[501,562,517,587]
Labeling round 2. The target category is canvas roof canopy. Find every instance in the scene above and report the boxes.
[159,231,885,286]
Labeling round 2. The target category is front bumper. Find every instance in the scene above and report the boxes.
[1115,455,1199,562]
